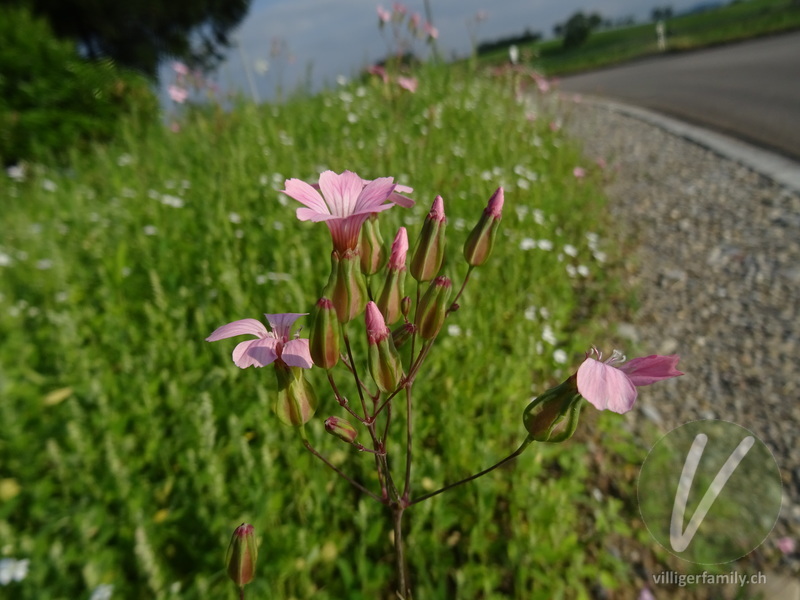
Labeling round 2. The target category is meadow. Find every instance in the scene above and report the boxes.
[478,0,800,76]
[1,63,668,599]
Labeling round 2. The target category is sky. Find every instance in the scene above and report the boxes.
[165,0,714,103]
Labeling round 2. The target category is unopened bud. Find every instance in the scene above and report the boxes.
[325,416,359,444]
[392,321,416,347]
[415,276,452,339]
[359,215,387,275]
[410,196,446,282]
[400,296,412,318]
[375,228,408,325]
[324,249,368,323]
[366,301,404,392]
[464,187,504,266]
[309,297,340,369]
[522,375,583,443]
[226,523,257,588]
[273,364,319,426]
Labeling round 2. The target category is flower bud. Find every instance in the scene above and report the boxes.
[358,215,387,275]
[464,187,504,267]
[324,249,368,323]
[273,364,319,426]
[309,297,340,369]
[400,296,411,318]
[366,301,404,392]
[410,196,446,282]
[226,523,257,588]
[415,276,452,339]
[375,228,408,325]
[391,321,416,347]
[522,375,584,443]
[325,416,359,444]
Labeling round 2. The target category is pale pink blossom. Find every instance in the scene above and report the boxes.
[637,589,656,600]
[392,2,407,16]
[377,5,391,23]
[777,536,796,555]
[173,62,189,77]
[282,170,407,253]
[423,22,438,39]
[577,349,683,414]
[573,166,586,179]
[367,64,389,83]
[409,12,421,30]
[206,313,312,369]
[168,85,188,104]
[397,76,418,93]
[169,121,181,133]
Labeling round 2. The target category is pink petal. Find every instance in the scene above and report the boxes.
[206,318,268,342]
[353,177,397,214]
[264,313,308,340]
[232,338,278,368]
[618,354,683,386]
[577,358,638,414]
[281,339,313,368]
[318,170,364,217]
[282,179,330,217]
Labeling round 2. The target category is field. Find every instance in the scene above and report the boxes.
[478,0,800,76]
[1,62,732,598]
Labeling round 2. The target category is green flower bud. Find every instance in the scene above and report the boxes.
[226,523,257,588]
[358,215,387,275]
[415,276,452,339]
[391,322,417,347]
[273,364,319,426]
[522,375,584,443]
[375,227,408,325]
[366,301,405,393]
[464,187,504,267]
[410,196,446,282]
[324,249,368,323]
[324,416,359,444]
[309,297,340,370]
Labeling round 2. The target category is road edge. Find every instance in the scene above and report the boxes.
[572,95,800,194]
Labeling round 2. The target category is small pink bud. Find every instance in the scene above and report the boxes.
[325,416,359,444]
[410,196,447,282]
[226,523,257,588]
[309,297,340,370]
[366,301,404,392]
[388,227,409,271]
[375,228,409,325]
[464,187,504,267]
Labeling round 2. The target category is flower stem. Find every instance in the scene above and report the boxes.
[393,504,411,599]
[302,439,383,503]
[408,438,533,505]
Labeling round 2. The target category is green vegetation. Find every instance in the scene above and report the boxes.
[0,5,158,165]
[478,0,800,76]
[0,63,657,598]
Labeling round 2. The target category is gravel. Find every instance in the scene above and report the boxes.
[561,98,800,563]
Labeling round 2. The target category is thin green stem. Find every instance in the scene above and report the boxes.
[402,383,413,501]
[447,265,474,316]
[302,439,383,503]
[342,330,370,419]
[393,505,410,599]
[408,438,533,505]
[327,372,367,423]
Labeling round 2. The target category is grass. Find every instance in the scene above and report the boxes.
[1,63,681,599]
[477,0,800,76]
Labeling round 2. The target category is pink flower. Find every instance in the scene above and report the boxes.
[282,170,409,253]
[173,62,189,77]
[367,64,389,83]
[396,76,418,93]
[577,348,683,414]
[388,227,409,270]
[206,313,312,369]
[423,22,438,39]
[377,5,391,23]
[392,2,407,16]
[168,85,188,104]
[777,536,796,555]
[573,166,586,178]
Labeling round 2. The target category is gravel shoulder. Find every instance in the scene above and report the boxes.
[560,97,800,587]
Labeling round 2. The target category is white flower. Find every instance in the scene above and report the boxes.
[90,584,114,600]
[519,238,536,251]
[41,179,57,192]
[553,349,568,364]
[0,558,29,585]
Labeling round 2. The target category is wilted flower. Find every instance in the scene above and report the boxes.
[577,348,683,414]
[206,313,312,369]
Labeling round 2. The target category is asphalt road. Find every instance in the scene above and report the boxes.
[558,30,800,162]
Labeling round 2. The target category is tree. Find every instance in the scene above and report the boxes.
[6,0,252,79]
[557,11,604,50]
